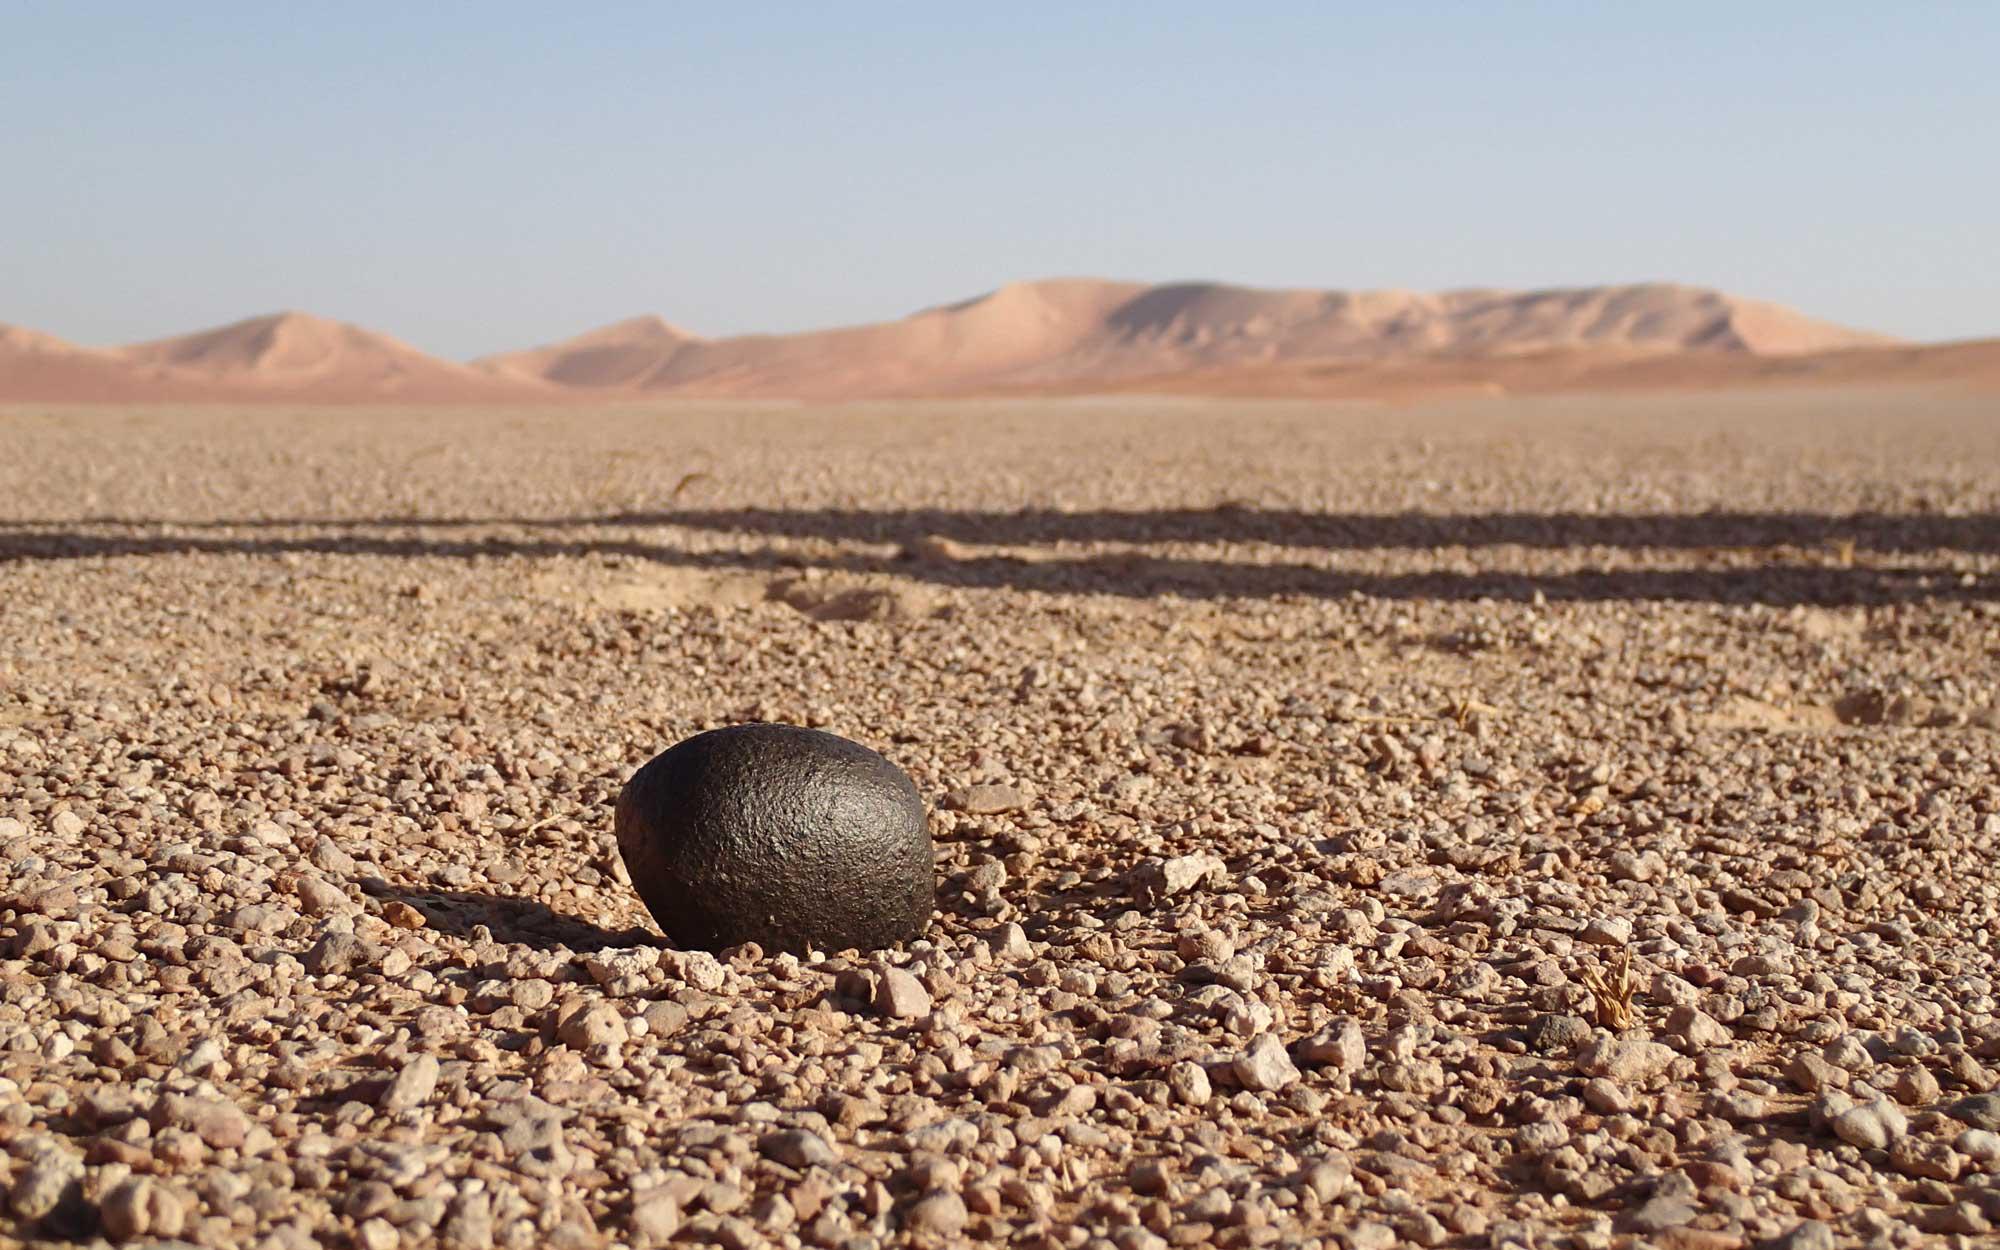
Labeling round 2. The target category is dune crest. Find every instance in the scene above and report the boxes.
[94,312,547,402]
[4,279,1977,404]
[118,311,544,401]
[486,278,1901,399]
[0,323,85,354]
[478,314,704,389]
[0,322,220,402]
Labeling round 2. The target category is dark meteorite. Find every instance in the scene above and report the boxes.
[615,724,934,953]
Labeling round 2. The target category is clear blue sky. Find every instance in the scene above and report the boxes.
[5,3,1995,357]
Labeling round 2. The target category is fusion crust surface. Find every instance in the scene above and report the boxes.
[615,724,934,953]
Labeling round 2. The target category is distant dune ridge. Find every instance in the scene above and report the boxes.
[477,314,705,389]
[120,312,550,402]
[3,278,1990,403]
[476,280,1900,398]
[0,322,217,402]
[0,312,543,403]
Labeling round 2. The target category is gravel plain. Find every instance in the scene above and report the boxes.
[3,388,2000,1250]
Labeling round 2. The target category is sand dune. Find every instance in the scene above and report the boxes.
[4,280,1983,404]
[480,280,1151,396]
[478,314,704,389]
[120,312,549,402]
[3,313,563,404]
[489,279,1900,399]
[0,323,219,402]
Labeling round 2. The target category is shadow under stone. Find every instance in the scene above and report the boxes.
[365,883,656,953]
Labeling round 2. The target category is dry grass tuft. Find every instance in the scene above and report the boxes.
[1577,948,1641,1030]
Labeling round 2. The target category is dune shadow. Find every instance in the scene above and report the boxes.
[364,884,656,952]
[604,506,2000,556]
[17,505,2000,553]
[1,506,1994,607]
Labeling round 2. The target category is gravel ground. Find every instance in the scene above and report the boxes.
[3,388,2000,1250]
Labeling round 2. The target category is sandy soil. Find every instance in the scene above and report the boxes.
[3,389,2000,1249]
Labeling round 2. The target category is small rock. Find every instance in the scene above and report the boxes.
[440,1191,494,1250]
[1666,1005,1731,1051]
[510,978,556,1011]
[295,876,352,917]
[1516,1121,1569,1153]
[1528,1013,1592,1054]
[1926,1203,1993,1236]
[1786,1053,1847,1094]
[760,1129,838,1169]
[1707,1091,1766,1123]
[1443,1205,1488,1239]
[558,1003,629,1049]
[382,901,428,929]
[631,1193,681,1247]
[380,1053,440,1113]
[873,966,932,1019]
[988,923,1033,961]
[1730,952,1788,978]
[1232,1033,1299,1092]
[1582,1077,1631,1115]
[8,1151,82,1222]
[177,1037,226,1077]
[1830,1099,1907,1150]
[312,835,360,877]
[303,932,376,976]
[1822,1034,1874,1072]
[352,1139,451,1189]
[1608,850,1666,882]
[1949,1093,2000,1131]
[1893,1065,1941,1106]
[641,1000,689,1037]
[1301,1160,1351,1202]
[356,1217,401,1250]
[153,1095,251,1149]
[1130,1160,1172,1195]
[1621,1195,1697,1235]
[1889,1137,1962,1182]
[11,884,79,917]
[1135,853,1226,899]
[583,948,662,993]
[1581,917,1632,946]
[904,1189,969,1237]
[661,948,727,992]
[945,783,1029,815]
[1577,1036,1676,1083]
[1296,1019,1366,1070]
[904,533,972,561]
[1956,1128,2000,1164]
[1770,1222,1836,1250]
[1167,1061,1211,1106]
[1346,1221,1397,1250]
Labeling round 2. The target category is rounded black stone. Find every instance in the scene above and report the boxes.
[615,724,934,953]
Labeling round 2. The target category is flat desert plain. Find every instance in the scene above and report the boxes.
[4,388,2000,1250]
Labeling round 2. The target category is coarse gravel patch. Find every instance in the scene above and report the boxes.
[2,390,1999,1249]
